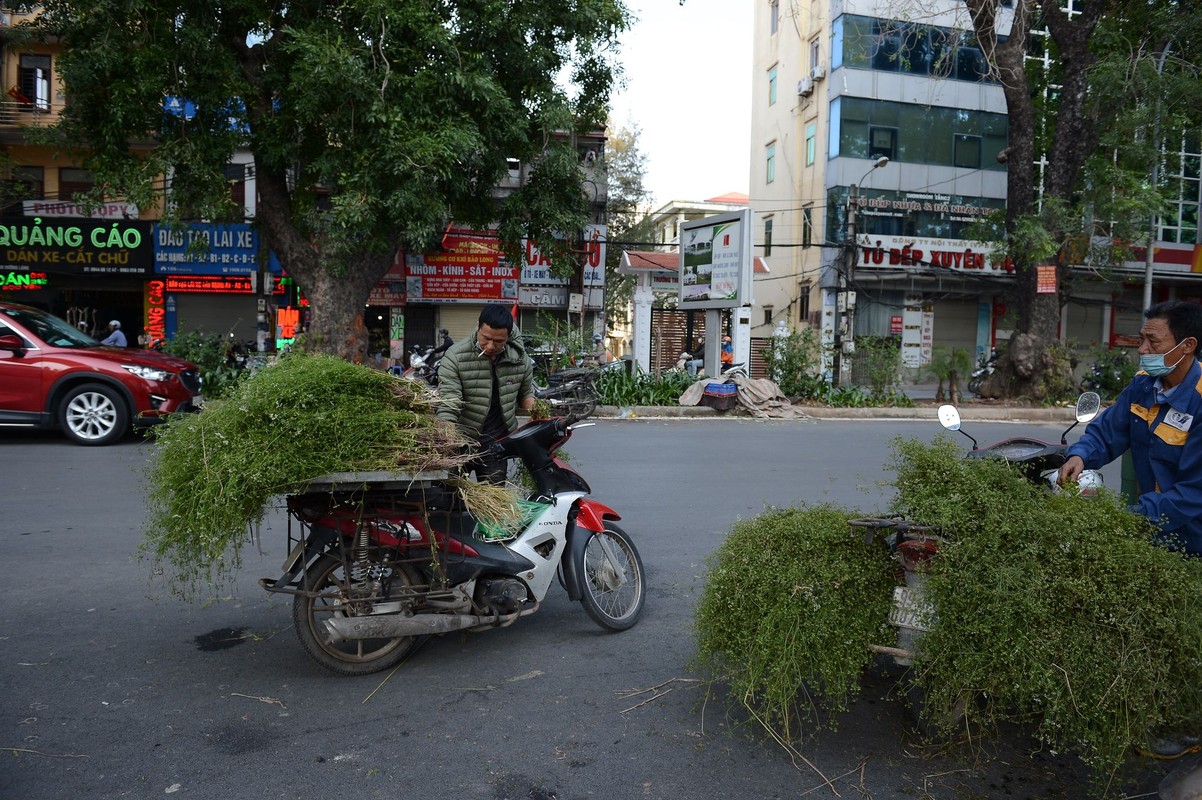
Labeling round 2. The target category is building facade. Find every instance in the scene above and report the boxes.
[749,0,1202,383]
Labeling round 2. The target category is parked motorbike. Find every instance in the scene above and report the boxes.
[966,349,996,397]
[401,345,441,387]
[533,366,601,419]
[260,413,646,675]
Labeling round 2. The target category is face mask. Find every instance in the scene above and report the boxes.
[1139,338,1194,377]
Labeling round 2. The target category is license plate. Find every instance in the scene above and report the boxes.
[281,540,307,574]
[888,585,935,632]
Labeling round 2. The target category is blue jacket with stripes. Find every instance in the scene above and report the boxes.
[1066,358,1202,554]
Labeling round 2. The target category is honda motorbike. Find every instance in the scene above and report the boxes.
[260,413,645,675]
[401,345,441,387]
[966,349,996,397]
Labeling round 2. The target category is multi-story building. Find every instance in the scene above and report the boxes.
[750,0,1202,380]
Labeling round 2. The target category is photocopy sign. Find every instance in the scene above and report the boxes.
[677,209,753,311]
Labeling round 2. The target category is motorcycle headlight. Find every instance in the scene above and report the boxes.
[123,364,173,382]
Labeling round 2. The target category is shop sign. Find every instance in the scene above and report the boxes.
[0,218,153,275]
[856,235,1013,273]
[276,307,300,339]
[400,226,520,303]
[164,275,285,294]
[521,224,606,286]
[22,200,139,219]
[1036,264,1057,294]
[368,285,406,306]
[1,269,48,291]
[154,223,266,275]
[144,280,167,345]
[518,286,603,309]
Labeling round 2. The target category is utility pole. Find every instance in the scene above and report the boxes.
[837,156,889,387]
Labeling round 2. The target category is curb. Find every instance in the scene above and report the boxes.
[592,404,1077,424]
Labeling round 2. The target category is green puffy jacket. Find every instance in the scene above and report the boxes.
[436,332,534,440]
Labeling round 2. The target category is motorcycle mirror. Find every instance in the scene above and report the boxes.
[1075,391,1101,424]
[937,404,961,431]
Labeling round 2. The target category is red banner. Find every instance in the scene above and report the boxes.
[404,227,516,303]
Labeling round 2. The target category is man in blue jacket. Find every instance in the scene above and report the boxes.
[1059,300,1202,555]
[1060,301,1202,760]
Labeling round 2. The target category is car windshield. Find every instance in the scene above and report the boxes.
[0,306,99,348]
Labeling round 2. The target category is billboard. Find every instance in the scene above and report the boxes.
[521,224,606,287]
[677,209,753,310]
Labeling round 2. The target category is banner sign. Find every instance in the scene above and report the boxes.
[518,285,603,309]
[1036,264,1057,294]
[144,279,168,345]
[678,209,754,310]
[521,225,606,287]
[154,223,269,275]
[405,228,519,303]
[0,218,154,275]
[856,235,1014,273]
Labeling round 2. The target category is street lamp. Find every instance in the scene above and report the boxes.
[835,155,890,385]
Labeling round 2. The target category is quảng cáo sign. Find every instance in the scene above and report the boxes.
[0,218,154,276]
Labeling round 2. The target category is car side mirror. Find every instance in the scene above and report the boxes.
[0,333,25,354]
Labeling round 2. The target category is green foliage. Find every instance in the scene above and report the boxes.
[141,354,470,599]
[698,436,1202,790]
[1082,346,1137,401]
[889,437,1202,786]
[694,505,896,740]
[760,328,828,399]
[524,313,591,379]
[156,329,242,400]
[596,367,695,406]
[852,335,904,397]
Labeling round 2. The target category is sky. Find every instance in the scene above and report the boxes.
[607,0,753,209]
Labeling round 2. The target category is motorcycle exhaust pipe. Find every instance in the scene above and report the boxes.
[323,605,537,641]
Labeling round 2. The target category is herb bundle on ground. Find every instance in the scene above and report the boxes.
[890,436,1202,788]
[694,505,895,741]
[141,355,476,598]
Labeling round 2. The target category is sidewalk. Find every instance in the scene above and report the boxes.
[594,381,1079,424]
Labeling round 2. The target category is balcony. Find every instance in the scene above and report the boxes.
[0,98,62,127]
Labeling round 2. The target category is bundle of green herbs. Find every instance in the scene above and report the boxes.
[890,437,1202,783]
[694,505,896,741]
[141,354,478,598]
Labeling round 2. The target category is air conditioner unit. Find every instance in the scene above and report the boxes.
[796,77,814,97]
[811,65,826,81]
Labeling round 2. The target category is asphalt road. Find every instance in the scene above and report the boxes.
[0,420,1175,800]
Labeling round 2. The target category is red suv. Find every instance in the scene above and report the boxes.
[0,301,203,445]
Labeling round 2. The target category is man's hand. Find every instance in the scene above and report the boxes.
[1058,455,1085,486]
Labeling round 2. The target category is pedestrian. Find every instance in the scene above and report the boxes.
[683,334,706,377]
[100,320,127,347]
[436,304,535,483]
[432,328,453,356]
[721,335,734,365]
[1058,299,1202,758]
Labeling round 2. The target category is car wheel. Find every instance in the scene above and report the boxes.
[59,383,129,446]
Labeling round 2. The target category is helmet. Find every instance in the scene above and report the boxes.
[722,335,731,343]
[109,320,121,328]
[593,333,603,342]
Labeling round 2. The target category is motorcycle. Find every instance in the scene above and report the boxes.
[259,413,645,675]
[533,366,601,419]
[854,392,1105,730]
[401,345,441,387]
[966,349,996,397]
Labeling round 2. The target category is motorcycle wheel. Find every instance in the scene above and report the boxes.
[292,554,421,676]
[570,391,597,419]
[577,522,645,631]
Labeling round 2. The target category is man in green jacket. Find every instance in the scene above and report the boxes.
[437,304,535,482]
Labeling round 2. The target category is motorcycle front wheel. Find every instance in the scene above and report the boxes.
[570,390,597,419]
[293,554,421,675]
[577,522,645,631]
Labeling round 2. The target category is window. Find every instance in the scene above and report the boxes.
[811,38,821,73]
[953,134,982,168]
[10,166,44,198]
[223,163,247,217]
[802,207,813,248]
[58,168,94,200]
[768,66,778,106]
[805,123,817,166]
[766,143,776,184]
[763,216,773,256]
[770,0,779,34]
[18,54,51,112]
[869,126,897,160]
[798,283,812,323]
[763,306,774,326]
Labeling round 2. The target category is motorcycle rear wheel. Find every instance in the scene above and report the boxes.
[293,554,421,675]
[570,391,597,419]
[577,522,645,631]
